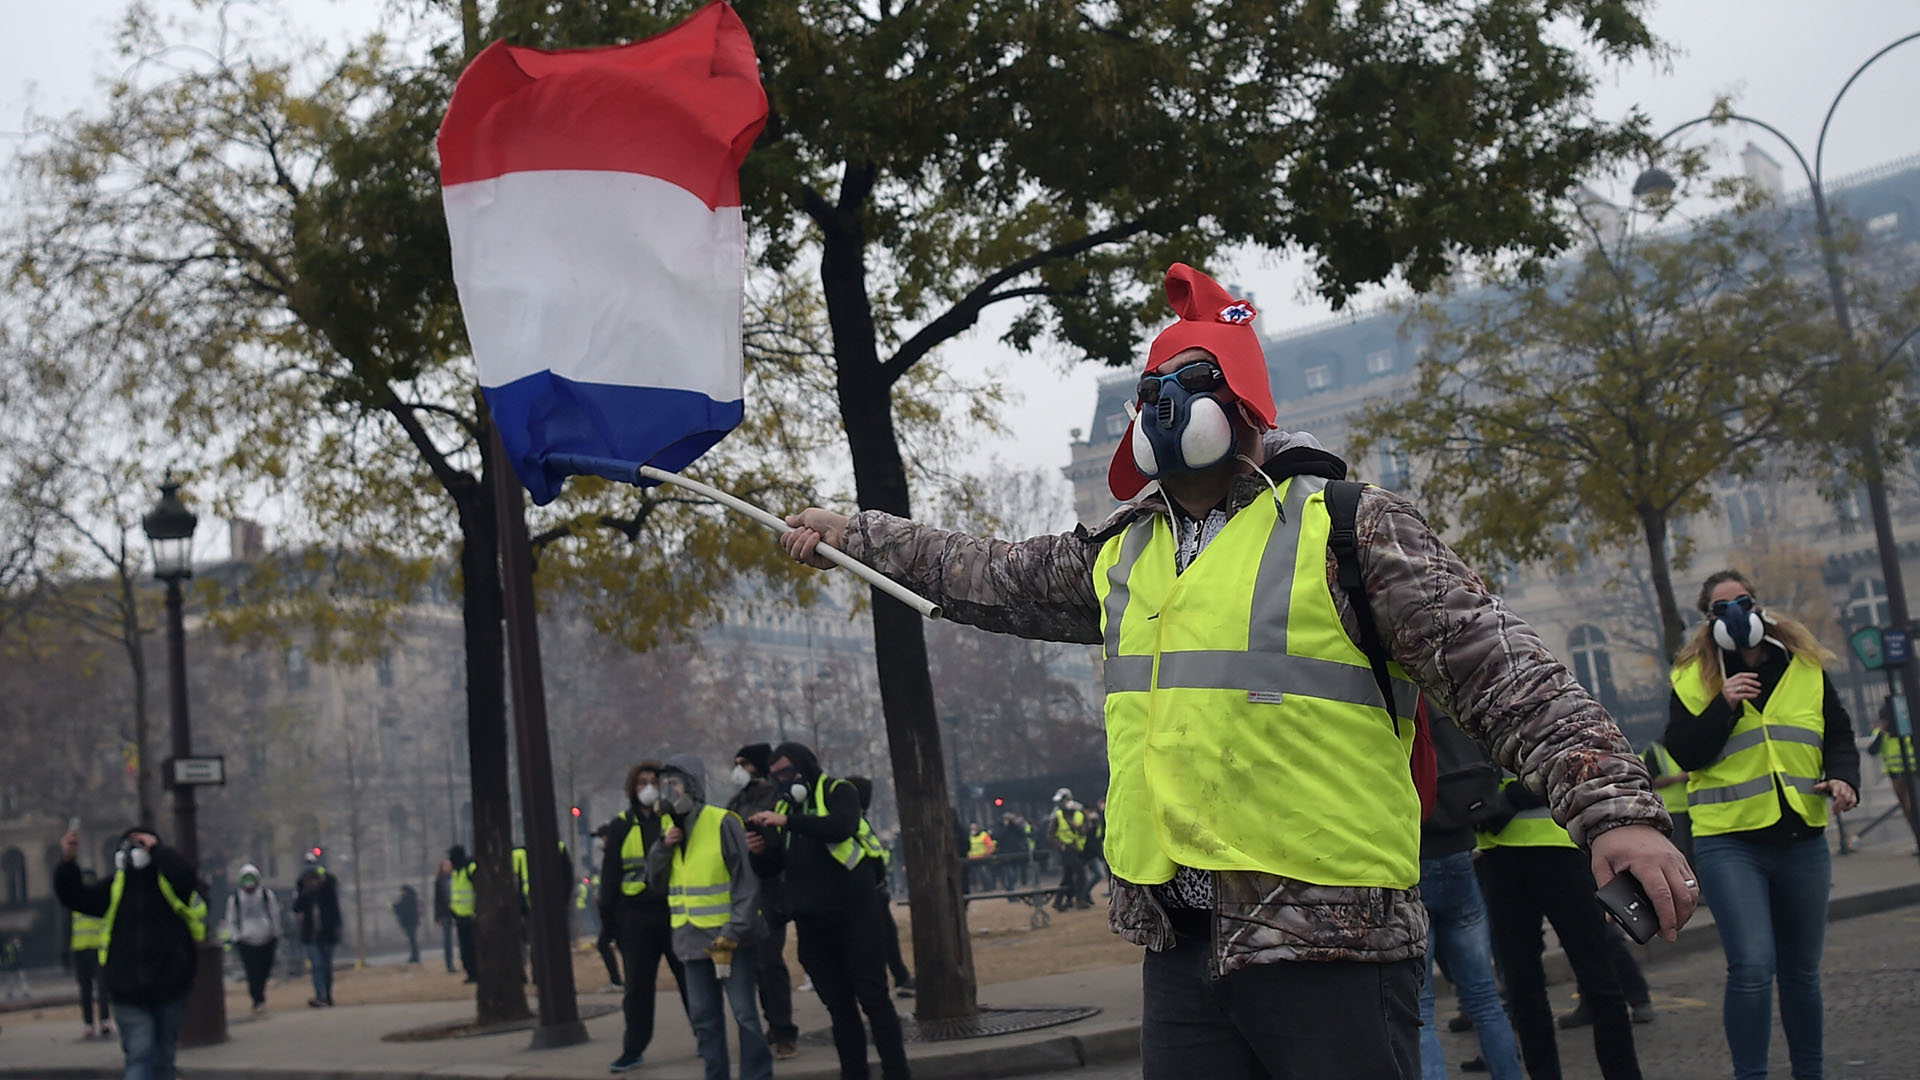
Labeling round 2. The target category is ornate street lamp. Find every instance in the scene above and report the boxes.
[140,474,226,1046]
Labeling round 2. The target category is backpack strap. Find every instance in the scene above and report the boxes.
[1326,480,1399,735]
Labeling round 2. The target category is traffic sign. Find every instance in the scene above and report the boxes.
[1850,627,1885,670]
[166,756,226,787]
[1884,627,1911,667]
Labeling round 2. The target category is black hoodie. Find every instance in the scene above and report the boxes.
[55,843,199,1006]
[750,743,873,920]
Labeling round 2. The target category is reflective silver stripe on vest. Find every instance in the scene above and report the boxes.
[677,902,732,917]
[1690,773,1822,805]
[1244,477,1324,654]
[1153,649,1417,716]
[1101,519,1157,689]
[1514,807,1554,820]
[669,883,730,897]
[1711,724,1824,765]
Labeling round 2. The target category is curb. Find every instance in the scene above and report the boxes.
[3,881,1912,1080]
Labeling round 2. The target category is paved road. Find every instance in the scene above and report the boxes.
[1042,907,1920,1080]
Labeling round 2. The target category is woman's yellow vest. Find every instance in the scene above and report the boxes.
[1671,652,1828,837]
[1092,476,1419,889]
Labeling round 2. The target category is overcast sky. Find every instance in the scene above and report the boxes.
[9,1,1920,504]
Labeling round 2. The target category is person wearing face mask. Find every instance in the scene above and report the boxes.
[223,863,281,1016]
[645,754,771,1080]
[54,826,204,1080]
[726,742,800,1059]
[600,760,690,1073]
[292,852,342,1007]
[747,743,909,1080]
[779,262,1690,1080]
[1665,570,1860,1080]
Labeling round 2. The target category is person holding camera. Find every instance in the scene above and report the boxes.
[1666,570,1859,1080]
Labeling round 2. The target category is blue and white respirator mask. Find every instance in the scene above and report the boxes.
[1130,361,1238,482]
[1711,594,1765,652]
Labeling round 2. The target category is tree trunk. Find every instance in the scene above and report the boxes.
[820,211,978,1020]
[455,471,531,1024]
[1638,508,1686,664]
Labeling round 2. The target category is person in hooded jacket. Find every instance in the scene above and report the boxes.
[68,867,113,1040]
[727,742,800,1059]
[54,826,202,1080]
[645,754,771,1080]
[224,863,281,1016]
[601,759,692,1073]
[292,853,342,1007]
[748,743,910,1080]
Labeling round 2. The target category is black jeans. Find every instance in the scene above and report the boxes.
[1602,925,1650,1006]
[617,904,688,1059]
[1479,846,1641,1080]
[454,916,476,977]
[878,890,912,986]
[1056,848,1086,908]
[759,913,798,1043]
[796,894,910,1080]
[440,919,455,972]
[1140,928,1419,1080]
[237,941,276,1007]
[402,924,420,963]
[73,949,108,1026]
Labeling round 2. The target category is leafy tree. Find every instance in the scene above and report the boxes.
[1359,184,1857,661]
[487,0,1666,1016]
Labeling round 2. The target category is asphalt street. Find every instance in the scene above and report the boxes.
[1042,906,1920,1080]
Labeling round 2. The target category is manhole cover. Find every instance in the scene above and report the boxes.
[384,1002,618,1042]
[801,1005,1101,1045]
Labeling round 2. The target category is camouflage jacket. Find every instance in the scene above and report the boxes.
[841,435,1666,975]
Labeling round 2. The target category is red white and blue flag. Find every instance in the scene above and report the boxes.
[438,2,768,504]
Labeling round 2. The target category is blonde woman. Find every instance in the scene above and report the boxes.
[1665,570,1859,1080]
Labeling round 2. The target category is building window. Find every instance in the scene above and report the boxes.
[1,848,26,907]
[377,650,395,688]
[1304,365,1332,391]
[387,805,410,876]
[1868,211,1900,236]
[1105,413,1129,437]
[1366,350,1394,375]
[1848,578,1890,629]
[285,645,309,691]
[1568,625,1617,712]
[1836,487,1868,534]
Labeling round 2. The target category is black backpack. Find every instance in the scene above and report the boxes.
[1424,707,1503,831]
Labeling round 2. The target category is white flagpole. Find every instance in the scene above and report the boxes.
[637,466,942,621]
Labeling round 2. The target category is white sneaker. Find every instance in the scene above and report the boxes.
[797,979,815,993]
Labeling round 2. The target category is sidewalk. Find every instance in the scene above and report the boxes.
[1,845,1911,1080]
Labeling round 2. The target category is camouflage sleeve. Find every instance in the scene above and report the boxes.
[839,511,1107,644]
[1346,488,1667,847]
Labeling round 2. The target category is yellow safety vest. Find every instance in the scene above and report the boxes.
[1645,742,1690,814]
[70,910,106,952]
[1476,779,1577,850]
[665,804,735,930]
[620,813,650,897]
[512,847,528,900]
[449,863,476,917]
[1052,809,1086,851]
[1092,477,1420,888]
[777,776,884,870]
[99,869,206,965]
[1672,653,1829,837]
[1881,732,1917,777]
[576,875,595,910]
[968,831,993,858]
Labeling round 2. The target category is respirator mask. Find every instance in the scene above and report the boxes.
[1130,360,1238,483]
[1711,594,1765,651]
[730,764,752,787]
[114,840,151,872]
[772,766,806,804]
[635,783,660,809]
[663,776,695,817]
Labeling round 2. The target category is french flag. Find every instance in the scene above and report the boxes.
[438,2,768,505]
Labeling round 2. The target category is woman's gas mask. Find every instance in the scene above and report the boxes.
[1711,593,1765,651]
[1130,359,1239,483]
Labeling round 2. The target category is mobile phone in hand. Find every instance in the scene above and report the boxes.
[68,816,82,835]
[1595,871,1660,945]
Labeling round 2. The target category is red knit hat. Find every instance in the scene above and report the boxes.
[1107,264,1276,500]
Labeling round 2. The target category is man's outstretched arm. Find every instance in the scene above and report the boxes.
[783,507,1107,644]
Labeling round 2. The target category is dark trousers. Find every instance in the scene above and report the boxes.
[440,919,455,972]
[73,949,108,1026]
[1479,846,1641,1080]
[1056,848,1086,908]
[758,913,798,1043]
[1601,926,1650,1006]
[237,941,276,1007]
[617,904,689,1059]
[1140,928,1420,1080]
[402,924,420,963]
[878,891,912,986]
[797,894,910,1080]
[454,916,476,977]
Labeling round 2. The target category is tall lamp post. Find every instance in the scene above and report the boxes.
[1634,30,1920,856]
[141,474,227,1046]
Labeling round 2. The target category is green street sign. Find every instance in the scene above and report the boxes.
[1851,627,1886,671]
